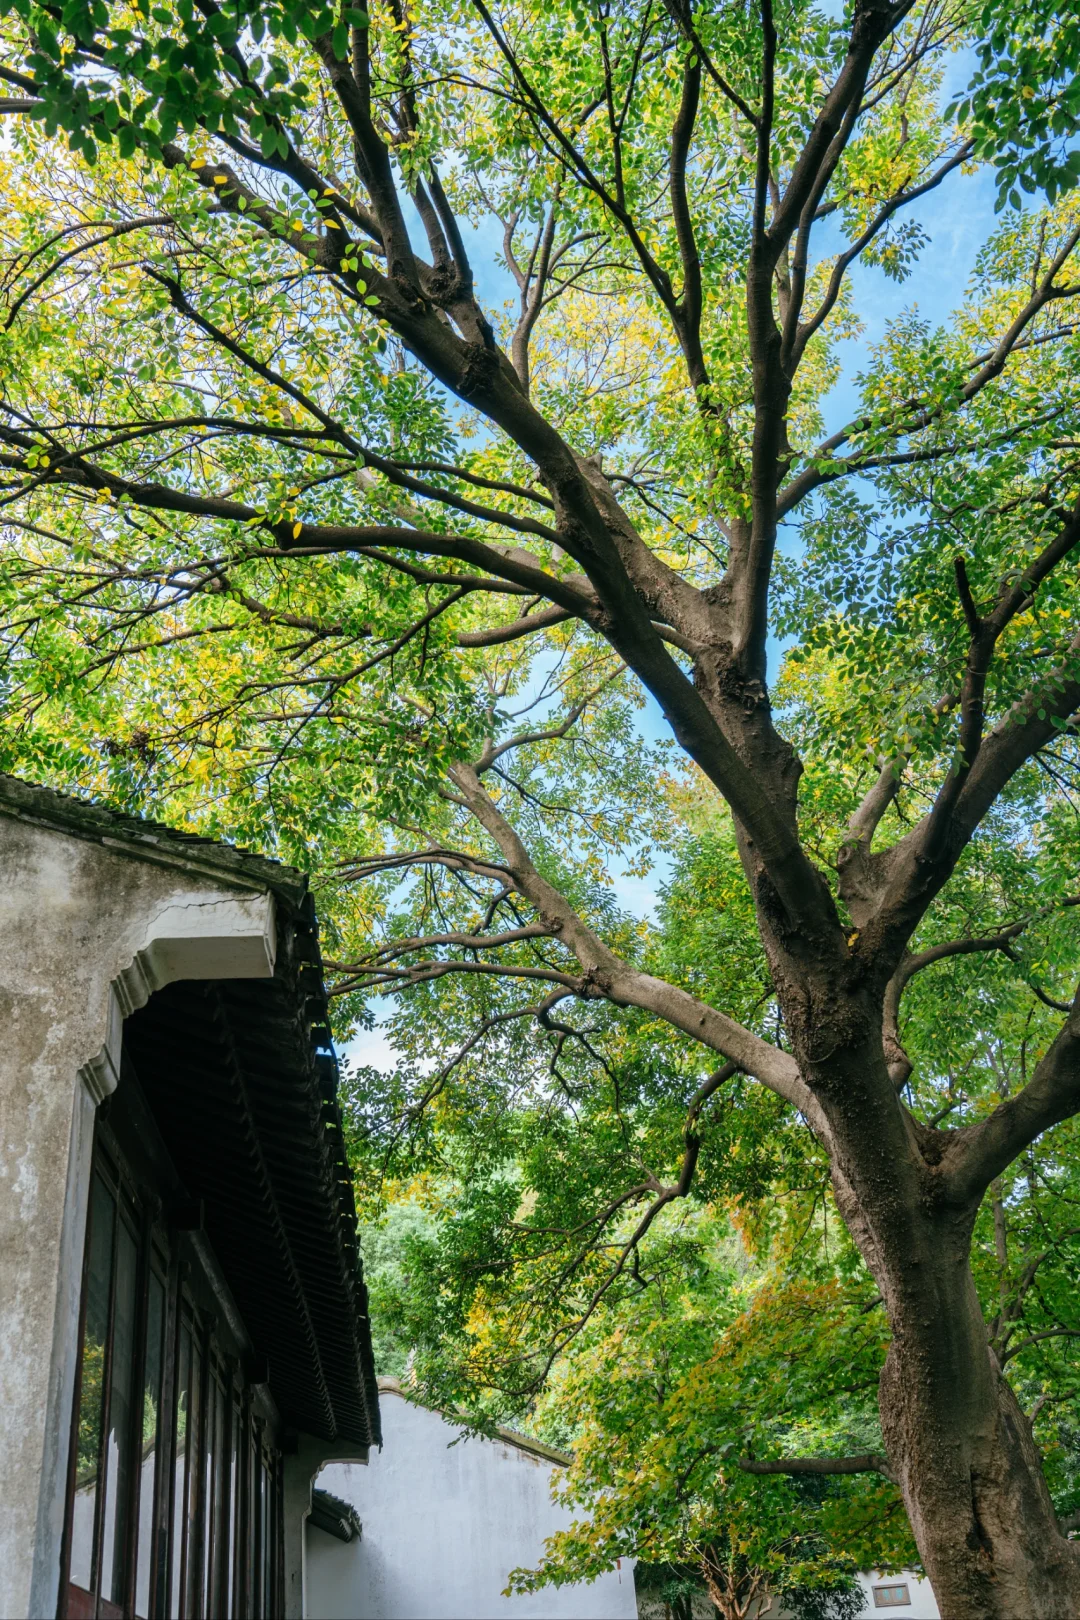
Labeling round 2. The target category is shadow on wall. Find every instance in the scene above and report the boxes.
[304,1381,636,1620]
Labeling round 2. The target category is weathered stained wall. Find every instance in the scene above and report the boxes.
[0,799,276,1620]
[305,1385,637,1620]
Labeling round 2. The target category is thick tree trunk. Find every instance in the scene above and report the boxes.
[875,1241,1080,1620]
[773,975,1080,1620]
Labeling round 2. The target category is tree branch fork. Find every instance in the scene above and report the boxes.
[7,0,1080,1471]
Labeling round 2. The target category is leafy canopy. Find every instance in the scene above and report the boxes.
[2,0,1080,1600]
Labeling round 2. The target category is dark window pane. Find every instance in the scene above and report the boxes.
[134,1270,165,1620]
[240,1419,254,1620]
[227,1405,240,1620]
[186,1340,203,1619]
[260,1461,271,1620]
[249,1426,259,1617]
[201,1369,218,1616]
[208,1375,228,1617]
[170,1322,191,1619]
[100,1217,139,1607]
[69,1172,116,1595]
[66,1140,288,1620]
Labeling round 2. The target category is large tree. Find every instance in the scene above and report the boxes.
[2,0,1080,1611]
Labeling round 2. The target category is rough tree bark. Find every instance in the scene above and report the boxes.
[794,1003,1080,1618]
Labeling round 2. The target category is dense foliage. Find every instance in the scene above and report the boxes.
[2,0,1080,1610]
[353,807,1080,1607]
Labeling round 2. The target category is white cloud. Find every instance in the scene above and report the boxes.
[344,1023,398,1073]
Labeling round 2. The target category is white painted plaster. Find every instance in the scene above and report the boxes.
[755,1569,940,1620]
[305,1386,637,1620]
[283,1432,370,1620]
[0,806,279,1620]
[853,1570,940,1618]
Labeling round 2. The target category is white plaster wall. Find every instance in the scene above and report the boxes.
[853,1570,940,1618]
[305,1389,637,1620]
[0,805,276,1620]
[285,1433,371,1620]
[757,1570,940,1620]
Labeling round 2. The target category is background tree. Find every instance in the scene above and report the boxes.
[502,1226,911,1620]
[2,0,1080,1612]
[352,808,1080,1607]
[360,1141,910,1618]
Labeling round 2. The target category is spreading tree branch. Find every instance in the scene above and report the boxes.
[738,1453,896,1483]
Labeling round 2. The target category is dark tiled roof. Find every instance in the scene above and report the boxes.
[310,1489,363,1543]
[125,969,381,1450]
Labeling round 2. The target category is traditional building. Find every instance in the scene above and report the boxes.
[0,775,380,1620]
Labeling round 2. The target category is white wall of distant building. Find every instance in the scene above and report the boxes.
[853,1570,939,1618]
[305,1383,636,1620]
[756,1570,939,1620]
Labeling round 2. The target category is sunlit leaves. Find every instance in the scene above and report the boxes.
[954,0,1080,209]
[2,0,1080,1587]
[506,1254,913,1608]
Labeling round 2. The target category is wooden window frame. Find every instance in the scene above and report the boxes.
[871,1583,912,1609]
[59,1120,283,1620]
